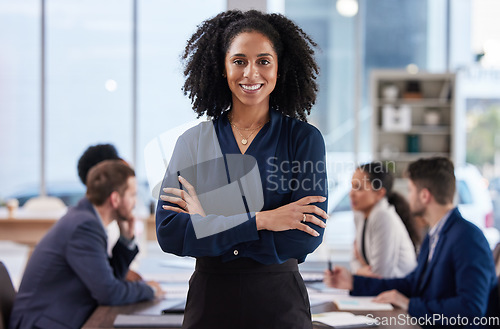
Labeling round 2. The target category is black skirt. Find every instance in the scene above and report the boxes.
[182,257,312,329]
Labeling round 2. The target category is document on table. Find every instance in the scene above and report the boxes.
[312,311,378,328]
[113,314,183,328]
[307,287,350,307]
[332,296,393,311]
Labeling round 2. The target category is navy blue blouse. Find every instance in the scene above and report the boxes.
[156,109,328,265]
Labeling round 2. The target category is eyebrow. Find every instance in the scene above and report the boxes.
[229,53,275,58]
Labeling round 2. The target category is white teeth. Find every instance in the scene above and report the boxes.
[241,84,262,91]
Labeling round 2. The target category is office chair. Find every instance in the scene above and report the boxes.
[0,261,16,329]
[23,196,66,212]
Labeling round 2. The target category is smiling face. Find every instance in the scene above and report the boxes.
[224,31,278,109]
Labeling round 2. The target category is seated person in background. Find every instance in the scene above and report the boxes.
[350,162,418,278]
[325,157,499,329]
[77,143,121,185]
[9,160,162,329]
[78,143,142,281]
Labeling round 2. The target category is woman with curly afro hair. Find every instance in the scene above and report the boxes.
[156,10,328,329]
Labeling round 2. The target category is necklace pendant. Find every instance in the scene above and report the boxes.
[241,138,248,145]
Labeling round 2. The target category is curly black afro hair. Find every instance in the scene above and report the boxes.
[77,144,121,185]
[182,10,319,122]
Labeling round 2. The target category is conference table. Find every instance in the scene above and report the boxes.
[82,297,421,328]
[0,209,157,251]
[1,210,420,328]
[0,208,65,251]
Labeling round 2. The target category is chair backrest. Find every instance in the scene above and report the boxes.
[0,262,16,329]
[23,196,66,212]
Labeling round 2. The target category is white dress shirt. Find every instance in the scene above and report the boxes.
[351,198,417,278]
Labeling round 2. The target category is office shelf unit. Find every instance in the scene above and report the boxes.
[371,70,456,177]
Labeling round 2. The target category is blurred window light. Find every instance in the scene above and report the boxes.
[336,0,358,17]
[406,64,419,74]
[105,79,117,92]
[481,40,500,68]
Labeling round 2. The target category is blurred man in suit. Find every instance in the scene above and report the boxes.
[77,143,143,281]
[10,160,162,329]
[325,157,498,328]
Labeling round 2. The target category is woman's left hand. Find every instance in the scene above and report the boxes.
[160,176,206,217]
[255,196,327,237]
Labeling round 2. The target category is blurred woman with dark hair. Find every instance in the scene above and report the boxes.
[348,162,419,278]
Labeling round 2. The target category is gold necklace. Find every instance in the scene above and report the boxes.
[228,115,266,145]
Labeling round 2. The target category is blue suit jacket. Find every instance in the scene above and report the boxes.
[352,208,498,328]
[9,198,154,329]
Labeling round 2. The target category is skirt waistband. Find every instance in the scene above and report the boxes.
[195,257,298,274]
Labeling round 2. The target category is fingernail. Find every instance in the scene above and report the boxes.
[321,197,326,201]
[314,231,320,237]
[178,175,184,180]
[162,205,167,209]
[321,222,326,228]
[163,188,168,192]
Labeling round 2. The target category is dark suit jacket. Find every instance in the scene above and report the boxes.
[352,208,499,328]
[9,198,154,329]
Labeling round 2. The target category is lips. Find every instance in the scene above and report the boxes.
[240,84,263,91]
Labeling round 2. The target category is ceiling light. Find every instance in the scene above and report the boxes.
[336,0,358,17]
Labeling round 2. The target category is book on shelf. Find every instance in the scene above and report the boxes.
[438,80,451,103]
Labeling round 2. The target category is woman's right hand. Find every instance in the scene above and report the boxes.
[255,196,327,237]
[324,266,353,290]
[160,176,206,217]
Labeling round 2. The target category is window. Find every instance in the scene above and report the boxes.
[137,0,225,195]
[46,0,133,188]
[333,193,352,213]
[0,0,226,205]
[0,0,40,199]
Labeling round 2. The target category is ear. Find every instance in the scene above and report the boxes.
[419,188,432,204]
[377,187,387,199]
[109,191,121,208]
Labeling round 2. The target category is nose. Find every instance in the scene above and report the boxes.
[349,189,355,199]
[243,62,259,78]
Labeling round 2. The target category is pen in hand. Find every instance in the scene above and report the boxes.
[177,171,183,189]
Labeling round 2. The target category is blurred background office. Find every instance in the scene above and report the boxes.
[1,0,500,280]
